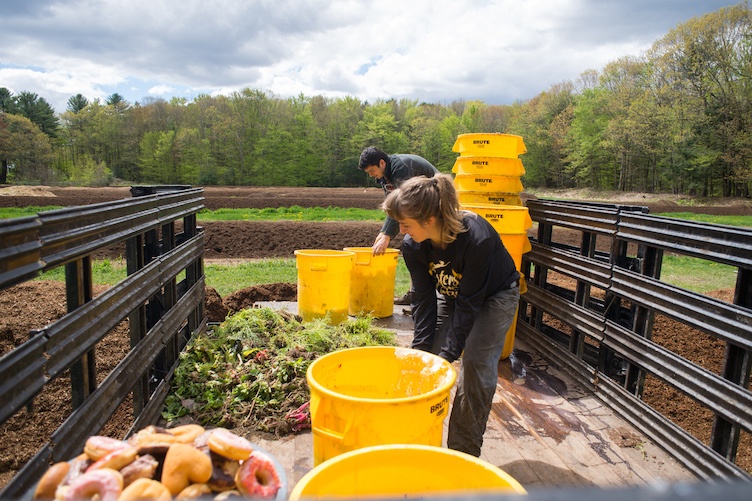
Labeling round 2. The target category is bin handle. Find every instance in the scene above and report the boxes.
[312,402,360,446]
[310,263,328,271]
[354,255,372,266]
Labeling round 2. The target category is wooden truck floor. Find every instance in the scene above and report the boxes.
[253,303,696,492]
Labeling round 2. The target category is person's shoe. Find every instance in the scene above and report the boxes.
[394,291,413,305]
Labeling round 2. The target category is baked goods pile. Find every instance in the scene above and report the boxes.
[33,425,283,501]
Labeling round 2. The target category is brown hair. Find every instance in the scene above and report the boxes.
[381,173,466,246]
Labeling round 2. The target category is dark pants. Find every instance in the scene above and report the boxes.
[428,286,520,456]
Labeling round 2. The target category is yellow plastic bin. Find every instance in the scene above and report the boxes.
[307,346,456,466]
[289,444,526,500]
[344,247,400,318]
[501,306,519,360]
[454,174,524,194]
[462,205,533,232]
[294,249,355,324]
[499,233,533,271]
[452,133,527,158]
[458,191,523,206]
[452,156,526,177]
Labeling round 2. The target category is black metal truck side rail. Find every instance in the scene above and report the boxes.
[0,186,205,500]
[520,199,752,481]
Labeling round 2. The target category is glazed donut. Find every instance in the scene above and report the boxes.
[235,450,281,499]
[175,482,212,500]
[120,453,159,486]
[86,444,137,472]
[84,436,131,461]
[119,478,171,501]
[130,426,179,447]
[33,461,69,501]
[207,428,254,461]
[62,468,123,501]
[161,443,213,495]
[207,453,240,492]
[169,424,206,444]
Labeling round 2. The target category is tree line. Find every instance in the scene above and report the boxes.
[0,3,749,196]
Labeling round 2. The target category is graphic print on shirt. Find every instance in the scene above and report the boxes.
[429,260,462,297]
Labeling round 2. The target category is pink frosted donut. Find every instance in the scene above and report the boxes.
[62,468,123,501]
[235,450,281,499]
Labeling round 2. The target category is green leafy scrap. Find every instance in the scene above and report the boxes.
[162,307,397,436]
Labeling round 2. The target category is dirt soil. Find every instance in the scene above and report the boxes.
[0,185,750,489]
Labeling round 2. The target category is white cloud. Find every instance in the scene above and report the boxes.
[0,0,739,112]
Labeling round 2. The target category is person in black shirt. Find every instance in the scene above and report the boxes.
[382,173,520,457]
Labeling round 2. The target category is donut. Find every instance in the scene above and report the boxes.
[33,461,69,501]
[120,454,159,486]
[161,443,213,495]
[207,452,240,492]
[85,444,137,472]
[175,482,212,499]
[62,468,123,501]
[214,490,244,500]
[130,426,178,447]
[207,428,254,461]
[169,424,206,444]
[234,450,281,499]
[84,436,131,461]
[119,478,171,501]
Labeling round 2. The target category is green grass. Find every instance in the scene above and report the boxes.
[0,206,63,218]
[36,257,413,298]
[656,212,752,228]
[198,206,383,222]
[660,255,737,292]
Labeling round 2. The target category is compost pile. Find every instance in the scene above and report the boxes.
[163,307,397,436]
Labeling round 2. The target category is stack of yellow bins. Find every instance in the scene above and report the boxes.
[451,133,531,359]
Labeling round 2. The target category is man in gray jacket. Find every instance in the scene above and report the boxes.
[358,146,439,304]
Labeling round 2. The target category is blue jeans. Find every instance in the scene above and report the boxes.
[428,285,520,456]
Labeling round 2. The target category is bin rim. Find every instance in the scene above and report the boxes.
[307,346,456,404]
[343,247,400,254]
[289,443,527,499]
[294,249,356,257]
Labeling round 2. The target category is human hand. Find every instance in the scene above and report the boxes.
[372,233,391,255]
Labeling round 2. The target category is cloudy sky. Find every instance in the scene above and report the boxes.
[1,0,739,113]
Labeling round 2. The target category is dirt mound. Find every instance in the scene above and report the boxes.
[223,283,298,316]
[0,186,56,197]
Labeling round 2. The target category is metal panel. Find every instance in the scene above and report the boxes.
[0,334,47,424]
[527,199,620,235]
[610,268,752,350]
[0,216,43,290]
[526,245,612,290]
[603,320,752,432]
[618,213,752,269]
[524,284,605,341]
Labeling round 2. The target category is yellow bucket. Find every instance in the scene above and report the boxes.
[344,247,399,318]
[458,191,523,206]
[452,133,527,158]
[463,205,533,232]
[294,249,355,324]
[453,174,524,194]
[307,346,456,466]
[452,156,526,176]
[289,444,526,499]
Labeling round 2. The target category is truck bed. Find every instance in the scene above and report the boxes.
[253,303,695,491]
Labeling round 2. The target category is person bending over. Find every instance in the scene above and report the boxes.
[381,173,520,457]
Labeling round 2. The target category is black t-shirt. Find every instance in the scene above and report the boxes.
[402,211,520,360]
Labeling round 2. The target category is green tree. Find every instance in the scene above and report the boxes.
[12,91,59,138]
[67,94,89,113]
[0,113,55,183]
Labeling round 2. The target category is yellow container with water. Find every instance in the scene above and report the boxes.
[452,156,526,177]
[454,174,524,194]
[307,346,456,466]
[458,191,523,206]
[452,133,527,158]
[289,444,526,500]
[294,249,355,324]
[344,247,399,318]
